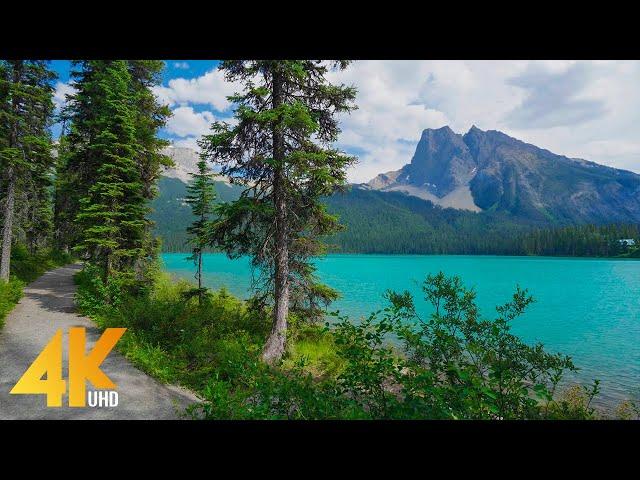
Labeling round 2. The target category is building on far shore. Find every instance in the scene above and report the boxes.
[618,238,636,247]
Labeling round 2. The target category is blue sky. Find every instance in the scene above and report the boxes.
[51,60,640,182]
[51,59,219,86]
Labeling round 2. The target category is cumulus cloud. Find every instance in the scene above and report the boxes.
[153,68,240,111]
[165,106,216,138]
[327,60,640,182]
[505,62,608,129]
[159,61,640,182]
[53,81,76,111]
[328,60,527,182]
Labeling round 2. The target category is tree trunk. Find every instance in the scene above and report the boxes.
[0,166,15,282]
[197,247,203,306]
[262,66,289,364]
[104,252,112,283]
[0,63,21,282]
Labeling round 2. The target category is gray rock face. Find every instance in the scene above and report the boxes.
[399,126,476,196]
[162,145,232,186]
[367,126,640,224]
[367,127,480,211]
[162,146,200,184]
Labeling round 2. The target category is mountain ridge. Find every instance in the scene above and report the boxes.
[365,126,640,224]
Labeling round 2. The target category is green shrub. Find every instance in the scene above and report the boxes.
[545,381,601,420]
[10,244,73,283]
[0,278,24,328]
[75,264,600,420]
[75,264,271,390]
[326,272,596,420]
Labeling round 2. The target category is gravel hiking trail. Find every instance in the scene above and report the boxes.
[0,264,199,419]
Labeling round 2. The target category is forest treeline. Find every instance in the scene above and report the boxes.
[153,180,640,258]
[0,61,74,325]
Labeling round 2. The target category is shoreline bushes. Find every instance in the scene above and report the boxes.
[74,263,618,419]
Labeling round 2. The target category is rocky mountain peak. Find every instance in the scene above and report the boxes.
[161,145,230,185]
[366,126,640,223]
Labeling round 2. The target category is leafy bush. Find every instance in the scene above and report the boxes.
[328,272,595,419]
[76,264,600,420]
[75,264,271,390]
[0,278,24,328]
[545,382,601,420]
[10,244,73,283]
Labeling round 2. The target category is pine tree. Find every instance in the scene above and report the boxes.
[56,60,171,273]
[69,61,146,281]
[185,157,217,305]
[52,130,75,252]
[0,60,56,280]
[127,60,172,271]
[23,163,55,253]
[55,61,103,252]
[200,61,357,363]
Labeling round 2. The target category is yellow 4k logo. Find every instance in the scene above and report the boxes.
[10,327,126,407]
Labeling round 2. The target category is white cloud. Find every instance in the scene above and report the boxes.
[165,106,216,138]
[327,60,640,182]
[174,62,190,70]
[505,62,607,128]
[328,61,523,182]
[153,68,240,111]
[53,81,76,111]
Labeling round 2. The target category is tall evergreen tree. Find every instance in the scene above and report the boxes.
[0,60,56,280]
[69,61,146,281]
[22,162,55,253]
[185,157,217,305]
[55,60,171,261]
[55,61,103,252]
[200,61,357,363]
[52,130,75,252]
[127,61,172,269]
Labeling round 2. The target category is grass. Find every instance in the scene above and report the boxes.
[283,324,344,379]
[0,278,24,329]
[73,264,357,419]
[74,265,336,391]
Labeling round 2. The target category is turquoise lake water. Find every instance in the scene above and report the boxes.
[162,253,640,407]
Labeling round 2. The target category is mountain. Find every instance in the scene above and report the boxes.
[151,149,244,251]
[152,136,640,254]
[162,146,233,186]
[162,146,200,183]
[366,126,640,224]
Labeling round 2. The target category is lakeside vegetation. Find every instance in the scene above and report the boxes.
[77,263,631,419]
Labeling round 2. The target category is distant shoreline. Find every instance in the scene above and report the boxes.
[160,251,640,260]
